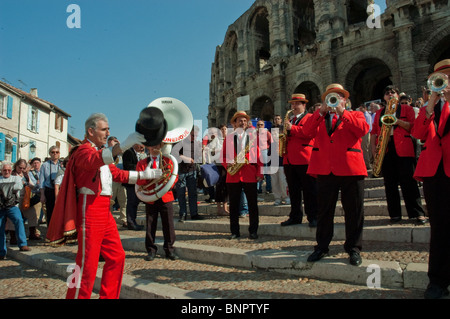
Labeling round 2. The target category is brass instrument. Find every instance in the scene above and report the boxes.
[278,110,293,157]
[372,97,398,177]
[326,93,341,108]
[428,72,449,94]
[135,97,193,203]
[227,133,257,176]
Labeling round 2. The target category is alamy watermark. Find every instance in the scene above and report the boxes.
[366,264,381,289]
[367,3,382,29]
[66,4,81,29]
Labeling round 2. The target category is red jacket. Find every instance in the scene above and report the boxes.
[283,112,315,165]
[371,103,416,157]
[222,130,263,183]
[46,140,130,245]
[136,156,177,204]
[303,110,369,177]
[412,102,450,180]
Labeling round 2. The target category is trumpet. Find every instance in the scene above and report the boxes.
[428,72,449,94]
[325,93,341,108]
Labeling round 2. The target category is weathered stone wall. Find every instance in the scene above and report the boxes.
[208,0,450,127]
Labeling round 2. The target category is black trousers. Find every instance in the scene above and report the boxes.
[381,139,425,219]
[423,162,450,289]
[315,174,365,254]
[125,184,141,226]
[145,200,175,255]
[44,187,56,226]
[284,164,318,223]
[227,182,259,236]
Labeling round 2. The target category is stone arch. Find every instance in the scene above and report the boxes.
[292,81,321,109]
[248,5,271,72]
[344,58,393,107]
[224,30,239,84]
[251,95,274,121]
[417,21,450,73]
[292,0,316,54]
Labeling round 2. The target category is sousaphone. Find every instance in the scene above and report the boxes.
[135,97,194,203]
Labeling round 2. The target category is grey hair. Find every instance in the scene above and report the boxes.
[0,161,12,170]
[85,113,108,135]
[48,145,59,154]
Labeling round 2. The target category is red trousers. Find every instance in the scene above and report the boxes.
[66,195,125,299]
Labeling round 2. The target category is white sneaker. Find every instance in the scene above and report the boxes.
[284,198,291,205]
[274,199,282,206]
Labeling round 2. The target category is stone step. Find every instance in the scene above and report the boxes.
[138,217,429,244]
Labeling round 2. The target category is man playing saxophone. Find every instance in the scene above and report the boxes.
[412,59,450,299]
[280,94,318,228]
[222,111,263,240]
[371,85,426,225]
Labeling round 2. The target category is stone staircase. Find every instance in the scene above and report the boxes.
[5,177,434,299]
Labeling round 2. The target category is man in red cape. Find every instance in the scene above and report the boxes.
[46,111,165,299]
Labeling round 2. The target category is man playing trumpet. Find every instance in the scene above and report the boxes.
[412,59,450,299]
[303,84,369,266]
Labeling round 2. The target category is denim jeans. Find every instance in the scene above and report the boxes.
[0,206,28,256]
[176,171,198,218]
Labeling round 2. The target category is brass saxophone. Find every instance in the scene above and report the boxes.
[227,132,257,176]
[372,97,398,177]
[278,110,293,157]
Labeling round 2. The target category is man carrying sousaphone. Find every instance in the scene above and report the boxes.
[222,111,263,240]
[302,84,369,266]
[412,59,450,299]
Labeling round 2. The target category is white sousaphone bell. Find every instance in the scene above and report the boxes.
[135,97,194,203]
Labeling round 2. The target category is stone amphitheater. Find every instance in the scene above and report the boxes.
[208,0,450,126]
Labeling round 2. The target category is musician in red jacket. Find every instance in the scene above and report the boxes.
[371,85,426,224]
[412,59,450,299]
[48,112,164,299]
[281,93,318,227]
[136,142,178,262]
[303,84,369,266]
[222,111,263,240]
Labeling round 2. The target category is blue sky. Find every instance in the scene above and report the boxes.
[0,0,386,142]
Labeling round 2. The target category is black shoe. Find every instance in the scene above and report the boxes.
[307,249,327,262]
[144,252,156,261]
[248,233,258,240]
[424,283,450,299]
[308,219,318,228]
[191,214,204,220]
[128,224,144,231]
[390,217,402,224]
[229,234,240,240]
[280,219,302,227]
[416,216,428,225]
[349,251,362,266]
[178,215,186,222]
[166,252,179,260]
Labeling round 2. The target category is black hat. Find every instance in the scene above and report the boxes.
[135,107,168,146]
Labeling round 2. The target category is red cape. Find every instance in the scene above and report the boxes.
[45,156,78,246]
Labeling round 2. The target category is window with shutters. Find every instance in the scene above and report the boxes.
[27,105,40,133]
[55,113,64,132]
[0,94,6,117]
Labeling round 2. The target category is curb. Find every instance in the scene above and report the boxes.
[120,235,428,290]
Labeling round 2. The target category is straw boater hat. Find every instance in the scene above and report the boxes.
[230,110,251,123]
[431,59,450,76]
[321,83,350,101]
[289,94,309,103]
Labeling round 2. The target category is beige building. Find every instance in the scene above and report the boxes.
[208,0,450,126]
[0,80,71,163]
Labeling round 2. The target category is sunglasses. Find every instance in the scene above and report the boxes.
[51,151,60,154]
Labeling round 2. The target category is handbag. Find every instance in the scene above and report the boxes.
[20,185,32,211]
[200,163,220,187]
